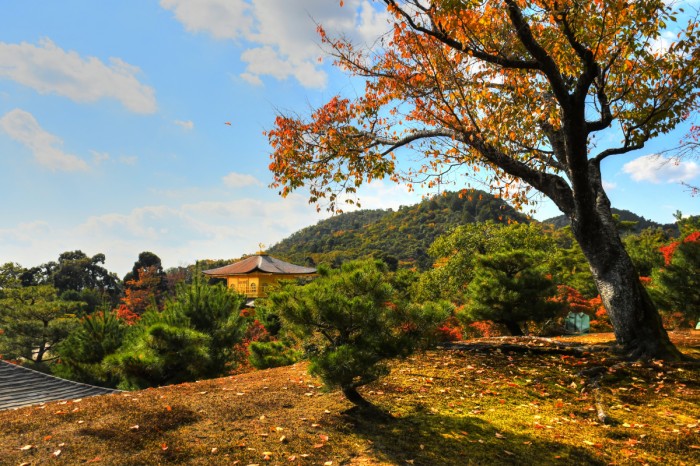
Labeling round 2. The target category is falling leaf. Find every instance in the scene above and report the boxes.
[320,434,329,442]
[129,425,140,431]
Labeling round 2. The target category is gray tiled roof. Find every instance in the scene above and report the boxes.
[203,253,316,276]
[0,360,119,410]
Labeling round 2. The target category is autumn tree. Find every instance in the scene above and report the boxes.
[267,0,700,359]
[121,251,168,311]
[117,266,167,322]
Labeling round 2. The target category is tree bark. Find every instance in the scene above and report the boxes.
[342,386,375,409]
[568,178,682,361]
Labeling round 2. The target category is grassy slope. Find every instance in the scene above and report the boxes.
[1,332,699,465]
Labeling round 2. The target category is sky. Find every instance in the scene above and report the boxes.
[0,0,698,278]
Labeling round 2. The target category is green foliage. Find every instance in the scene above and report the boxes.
[268,191,527,270]
[0,262,24,291]
[651,234,700,325]
[548,228,598,298]
[104,278,248,389]
[165,276,248,377]
[674,211,700,237]
[248,341,300,369]
[417,222,556,303]
[3,253,122,314]
[105,316,211,390]
[53,310,126,386]
[461,250,564,336]
[0,285,82,366]
[623,228,668,277]
[270,259,447,407]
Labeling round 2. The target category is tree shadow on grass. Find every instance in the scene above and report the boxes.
[343,410,605,466]
[77,404,201,464]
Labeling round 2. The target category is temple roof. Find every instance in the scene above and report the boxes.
[202,254,316,277]
[0,360,119,411]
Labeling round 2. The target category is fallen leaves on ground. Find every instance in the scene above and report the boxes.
[0,331,698,465]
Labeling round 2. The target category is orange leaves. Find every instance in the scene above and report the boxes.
[267,0,700,214]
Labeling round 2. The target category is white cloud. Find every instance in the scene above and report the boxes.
[119,155,138,165]
[0,179,429,277]
[623,154,700,184]
[0,108,89,171]
[91,150,110,164]
[161,0,390,88]
[222,171,263,188]
[159,0,253,41]
[603,180,617,190]
[0,38,157,113]
[174,119,194,130]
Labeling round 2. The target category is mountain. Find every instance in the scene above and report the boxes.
[543,209,678,236]
[267,190,529,270]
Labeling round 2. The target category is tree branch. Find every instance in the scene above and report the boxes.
[503,0,571,106]
[383,0,541,71]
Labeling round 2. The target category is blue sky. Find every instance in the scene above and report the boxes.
[1,0,698,277]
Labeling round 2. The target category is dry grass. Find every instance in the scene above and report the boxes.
[1,331,699,465]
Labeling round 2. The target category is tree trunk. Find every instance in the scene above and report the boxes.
[569,185,682,360]
[503,321,524,336]
[342,386,375,409]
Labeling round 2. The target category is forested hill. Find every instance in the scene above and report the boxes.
[267,190,529,270]
[543,209,677,235]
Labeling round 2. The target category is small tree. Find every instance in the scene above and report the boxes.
[105,278,249,389]
[165,276,248,377]
[270,259,446,412]
[104,309,211,390]
[462,250,563,336]
[54,310,126,386]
